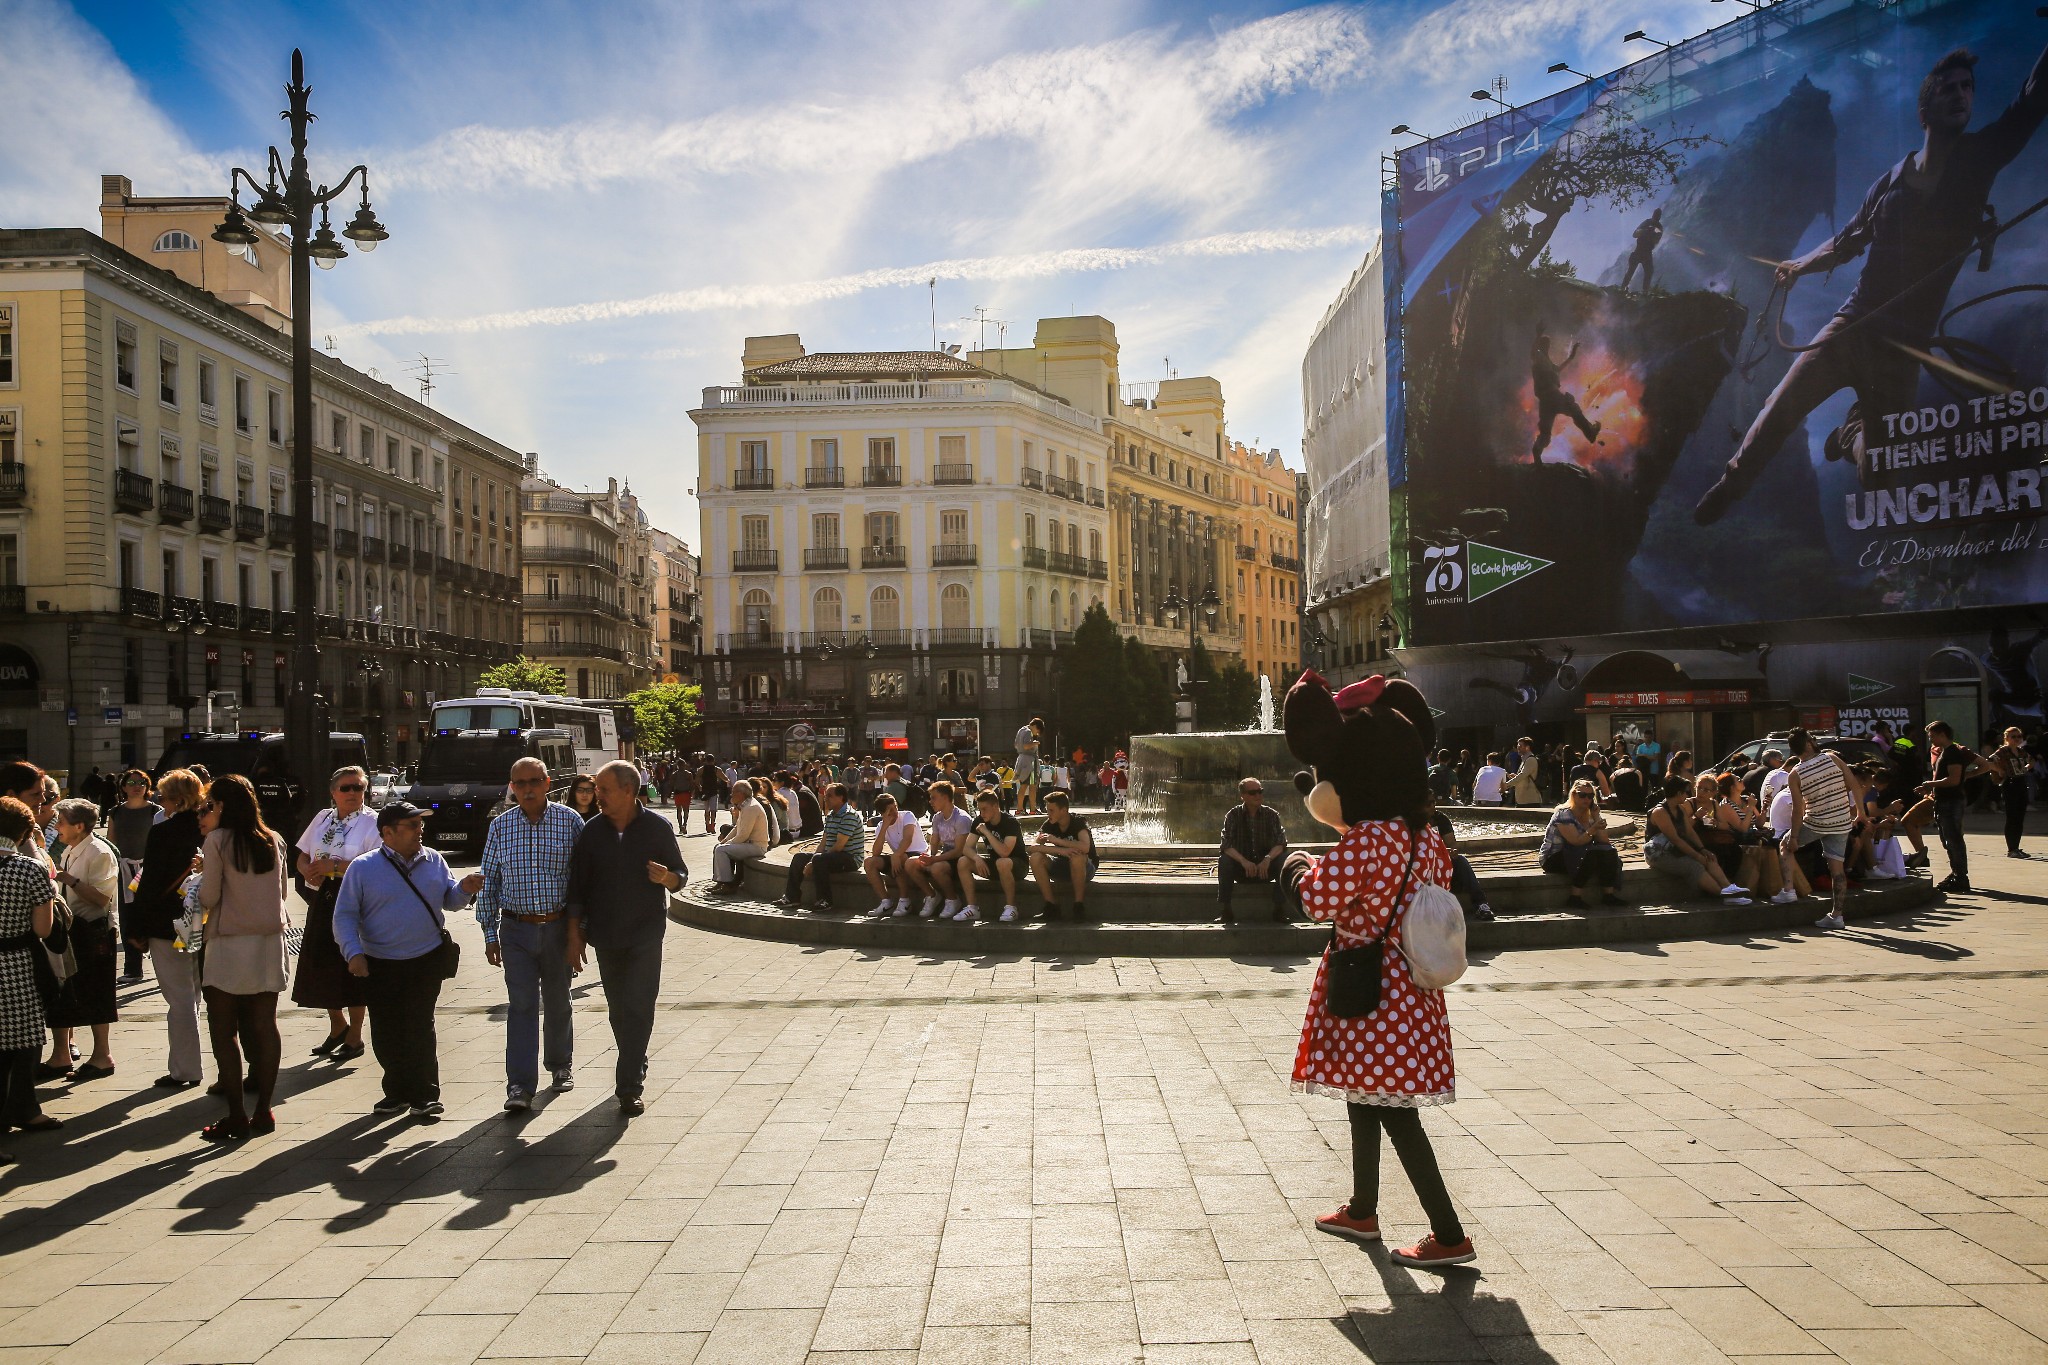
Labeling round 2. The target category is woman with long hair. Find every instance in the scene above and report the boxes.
[562,775,600,821]
[129,769,208,1089]
[1540,780,1624,908]
[0,796,62,1149]
[197,775,291,1141]
[291,767,377,1060]
[1644,776,1751,902]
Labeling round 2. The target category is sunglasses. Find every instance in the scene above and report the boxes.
[124,779,149,788]
[335,784,367,793]
[200,802,219,815]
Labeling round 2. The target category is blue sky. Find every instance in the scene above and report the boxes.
[5,0,1715,547]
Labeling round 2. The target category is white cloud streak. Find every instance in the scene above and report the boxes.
[332,225,1376,340]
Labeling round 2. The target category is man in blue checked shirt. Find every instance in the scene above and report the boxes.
[476,757,586,1113]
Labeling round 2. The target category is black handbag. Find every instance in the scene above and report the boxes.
[383,852,462,981]
[1324,830,1419,1020]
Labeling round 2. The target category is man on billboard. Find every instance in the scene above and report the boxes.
[1620,207,1664,293]
[1695,42,2048,525]
[1528,326,1603,461]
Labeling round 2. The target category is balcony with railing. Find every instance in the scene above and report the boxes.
[927,627,983,647]
[333,527,359,556]
[198,494,233,532]
[931,543,978,568]
[1020,467,1043,490]
[524,544,619,574]
[267,511,295,544]
[1235,543,1257,561]
[434,554,457,580]
[0,585,24,614]
[1046,473,1081,502]
[1048,550,1084,577]
[308,521,329,550]
[699,377,1102,434]
[1086,486,1105,507]
[158,482,195,523]
[804,465,844,489]
[0,464,24,507]
[203,600,239,630]
[1088,558,1109,579]
[732,549,780,573]
[1022,546,1047,569]
[1269,552,1302,573]
[527,640,625,662]
[114,469,154,513]
[386,543,410,571]
[362,535,386,563]
[523,592,614,615]
[803,547,849,571]
[862,464,902,488]
[861,543,907,569]
[234,503,266,540]
[932,463,976,485]
[240,606,272,633]
[732,466,776,491]
[121,586,162,617]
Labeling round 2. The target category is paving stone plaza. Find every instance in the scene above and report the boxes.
[2,821,2046,1364]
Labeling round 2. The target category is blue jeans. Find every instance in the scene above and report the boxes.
[1934,796,1969,880]
[593,937,663,1099]
[499,917,572,1094]
[1449,853,1483,906]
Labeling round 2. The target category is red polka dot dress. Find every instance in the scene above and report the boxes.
[1291,819,1456,1108]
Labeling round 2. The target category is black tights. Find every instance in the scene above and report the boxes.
[1347,1103,1464,1244]
[2005,779,2029,853]
[203,988,280,1124]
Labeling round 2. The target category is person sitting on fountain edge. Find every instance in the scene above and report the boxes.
[1218,777,1289,925]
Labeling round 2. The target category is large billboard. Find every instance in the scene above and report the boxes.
[1391,0,2048,646]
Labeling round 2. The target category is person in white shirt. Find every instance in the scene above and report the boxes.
[863,792,931,917]
[1471,753,1508,805]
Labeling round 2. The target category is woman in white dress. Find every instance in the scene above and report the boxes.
[290,767,378,1060]
[197,775,291,1142]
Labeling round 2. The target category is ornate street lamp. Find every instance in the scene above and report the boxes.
[1161,582,1220,725]
[213,50,388,830]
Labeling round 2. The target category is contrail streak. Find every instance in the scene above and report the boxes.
[330,226,1376,339]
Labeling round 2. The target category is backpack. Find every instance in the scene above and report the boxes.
[1399,829,1468,990]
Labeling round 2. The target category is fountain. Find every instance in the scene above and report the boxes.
[1123,673,1295,843]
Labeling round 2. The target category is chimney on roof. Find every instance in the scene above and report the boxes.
[742,334,804,371]
[523,452,539,473]
[101,175,132,206]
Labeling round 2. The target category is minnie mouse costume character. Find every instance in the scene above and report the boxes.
[1279,670,1475,1269]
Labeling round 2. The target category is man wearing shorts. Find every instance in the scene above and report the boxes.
[1015,717,1044,815]
[1775,729,1863,931]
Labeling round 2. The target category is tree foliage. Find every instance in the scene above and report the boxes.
[476,657,568,695]
[1501,88,1713,268]
[624,681,702,754]
[1189,636,1215,685]
[1122,636,1176,739]
[1059,604,1129,759]
[1207,662,1260,731]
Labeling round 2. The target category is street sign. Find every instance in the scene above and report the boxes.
[103,707,123,723]
[65,707,77,726]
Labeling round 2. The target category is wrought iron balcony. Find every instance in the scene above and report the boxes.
[119,587,160,618]
[862,464,902,487]
[861,544,907,569]
[234,503,266,540]
[932,463,976,485]
[0,585,23,614]
[927,627,982,646]
[362,535,386,562]
[805,466,844,489]
[308,521,329,550]
[268,511,295,544]
[240,606,272,632]
[1088,558,1109,579]
[1086,486,1105,507]
[158,482,195,523]
[435,555,457,580]
[114,469,154,514]
[525,545,619,574]
[1020,467,1043,490]
[732,467,776,490]
[1235,544,1257,561]
[931,544,979,567]
[732,549,780,572]
[1270,552,1302,573]
[386,543,410,571]
[204,600,239,630]
[198,494,233,532]
[0,464,24,506]
[1048,550,1085,577]
[1022,546,1047,569]
[1046,474,1082,501]
[803,548,849,571]
[333,528,359,556]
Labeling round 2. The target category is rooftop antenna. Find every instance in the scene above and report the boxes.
[959,305,1009,357]
[406,354,454,405]
[928,277,937,352]
[322,334,338,354]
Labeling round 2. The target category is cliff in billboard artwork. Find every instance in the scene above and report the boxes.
[1393,0,2048,646]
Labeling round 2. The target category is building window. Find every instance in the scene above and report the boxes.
[810,438,838,471]
[940,583,971,631]
[0,533,16,586]
[813,586,843,633]
[153,230,200,252]
[741,515,771,553]
[940,510,968,545]
[0,304,12,386]
[741,588,774,642]
[196,357,216,415]
[231,374,251,434]
[359,424,375,464]
[869,585,901,633]
[811,513,839,549]
[939,667,976,702]
[114,322,137,392]
[867,669,906,700]
[266,389,284,445]
[410,445,423,481]
[1023,514,1036,549]
[866,437,896,469]
[158,341,179,406]
[864,511,898,548]
[386,436,400,472]
[740,440,769,474]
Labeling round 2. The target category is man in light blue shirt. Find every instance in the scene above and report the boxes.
[334,800,475,1121]
[477,757,585,1112]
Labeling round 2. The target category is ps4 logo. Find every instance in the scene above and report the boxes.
[1408,128,1544,194]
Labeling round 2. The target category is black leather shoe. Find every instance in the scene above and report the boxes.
[154,1075,200,1090]
[618,1094,645,1117]
[311,1034,345,1057]
[332,1043,366,1062]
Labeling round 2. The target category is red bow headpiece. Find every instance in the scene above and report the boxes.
[1332,674,1388,714]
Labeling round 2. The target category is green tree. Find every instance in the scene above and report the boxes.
[475,657,568,695]
[1059,603,1129,759]
[1122,636,1176,738]
[1189,636,1215,684]
[1208,661,1259,730]
[624,681,702,754]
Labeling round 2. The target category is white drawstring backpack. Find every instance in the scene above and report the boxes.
[1399,829,1468,989]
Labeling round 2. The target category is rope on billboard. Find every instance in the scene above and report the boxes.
[1736,190,2048,395]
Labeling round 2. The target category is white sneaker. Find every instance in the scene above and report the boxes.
[999,905,1018,922]
[1814,912,1845,931]
[891,900,912,918]
[1724,896,1752,906]
[919,897,941,918]
[1718,884,1748,897]
[956,906,978,923]
[865,903,889,918]
[1770,888,1799,905]
[942,900,960,919]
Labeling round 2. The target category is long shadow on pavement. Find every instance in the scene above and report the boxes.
[1336,1243,1566,1363]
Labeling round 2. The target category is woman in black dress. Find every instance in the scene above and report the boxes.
[290,767,378,1058]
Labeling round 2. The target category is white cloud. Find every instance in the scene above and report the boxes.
[331,225,1376,339]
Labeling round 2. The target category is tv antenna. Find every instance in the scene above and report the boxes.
[406,354,454,404]
[958,305,1009,357]
[322,334,339,354]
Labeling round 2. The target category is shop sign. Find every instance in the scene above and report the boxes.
[1837,705,1913,739]
[1848,673,1894,701]
[1585,689,1751,708]
[204,645,221,663]
[0,645,40,698]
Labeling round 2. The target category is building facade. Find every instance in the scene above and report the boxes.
[1300,239,1397,688]
[0,187,524,777]
[1225,439,1304,685]
[691,335,1110,764]
[519,471,634,699]
[649,527,700,683]
[969,319,1246,676]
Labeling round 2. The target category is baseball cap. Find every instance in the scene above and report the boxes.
[376,799,433,830]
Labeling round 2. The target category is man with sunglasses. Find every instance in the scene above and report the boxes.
[476,757,586,1113]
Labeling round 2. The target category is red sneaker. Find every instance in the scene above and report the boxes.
[1391,1234,1475,1268]
[1314,1206,1380,1244]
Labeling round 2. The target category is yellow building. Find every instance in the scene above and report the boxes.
[649,527,700,684]
[520,471,637,699]
[970,318,1245,677]
[0,177,524,774]
[1226,439,1304,683]
[691,335,1110,763]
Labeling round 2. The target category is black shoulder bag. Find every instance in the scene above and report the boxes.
[383,851,462,981]
[1324,829,1419,1020]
